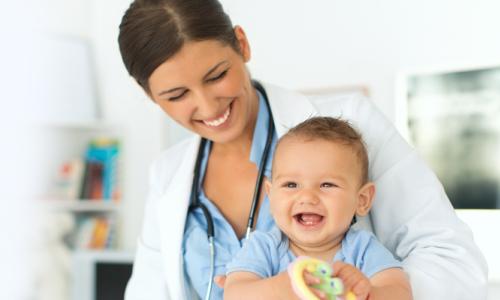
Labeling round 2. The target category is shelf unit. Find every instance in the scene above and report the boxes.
[39,121,126,251]
[42,199,121,213]
[38,119,126,300]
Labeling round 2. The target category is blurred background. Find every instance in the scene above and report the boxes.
[1,0,499,299]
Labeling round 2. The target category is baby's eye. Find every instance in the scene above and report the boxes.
[282,181,297,188]
[320,182,337,188]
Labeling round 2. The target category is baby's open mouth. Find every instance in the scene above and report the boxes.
[294,213,324,226]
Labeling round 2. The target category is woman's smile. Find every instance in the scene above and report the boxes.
[200,100,233,128]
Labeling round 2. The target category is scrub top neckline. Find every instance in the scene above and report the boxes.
[195,90,276,244]
[198,141,272,244]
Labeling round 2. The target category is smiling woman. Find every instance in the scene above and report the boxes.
[147,37,259,145]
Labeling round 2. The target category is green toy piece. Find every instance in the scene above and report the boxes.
[310,262,344,299]
[288,256,357,300]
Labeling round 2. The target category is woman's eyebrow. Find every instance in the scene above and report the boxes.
[202,60,229,81]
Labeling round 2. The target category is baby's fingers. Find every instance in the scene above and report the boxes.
[309,286,327,300]
[303,271,321,285]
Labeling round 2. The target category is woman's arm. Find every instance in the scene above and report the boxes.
[369,268,412,300]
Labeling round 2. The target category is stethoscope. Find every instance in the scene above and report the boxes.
[188,81,274,300]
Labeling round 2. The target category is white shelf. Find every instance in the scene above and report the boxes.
[41,121,124,131]
[42,199,121,212]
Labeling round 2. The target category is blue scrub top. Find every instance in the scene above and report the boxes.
[182,91,278,299]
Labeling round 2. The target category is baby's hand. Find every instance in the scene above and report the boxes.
[332,261,371,300]
[303,271,330,299]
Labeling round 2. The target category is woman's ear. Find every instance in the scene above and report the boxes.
[234,25,251,62]
[356,182,375,216]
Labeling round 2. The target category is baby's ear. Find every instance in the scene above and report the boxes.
[356,182,375,216]
[264,178,272,196]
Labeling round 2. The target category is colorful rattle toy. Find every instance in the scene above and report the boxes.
[288,256,356,300]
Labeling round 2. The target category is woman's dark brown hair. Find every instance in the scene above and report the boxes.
[118,0,240,93]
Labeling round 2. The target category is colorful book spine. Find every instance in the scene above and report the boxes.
[82,138,120,201]
[75,216,116,250]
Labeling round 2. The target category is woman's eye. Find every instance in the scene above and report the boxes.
[320,182,337,188]
[168,90,187,101]
[207,70,227,82]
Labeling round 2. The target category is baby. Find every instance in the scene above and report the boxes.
[224,117,412,300]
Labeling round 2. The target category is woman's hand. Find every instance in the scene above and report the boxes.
[332,261,371,300]
[214,275,226,288]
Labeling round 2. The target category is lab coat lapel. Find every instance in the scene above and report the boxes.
[261,82,319,137]
[157,136,201,300]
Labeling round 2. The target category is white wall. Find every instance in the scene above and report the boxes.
[221,0,500,120]
[1,1,66,298]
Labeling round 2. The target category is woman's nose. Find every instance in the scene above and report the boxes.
[192,91,219,117]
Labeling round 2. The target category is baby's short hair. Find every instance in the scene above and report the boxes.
[276,117,369,184]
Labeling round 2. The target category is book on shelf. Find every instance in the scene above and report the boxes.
[80,137,120,201]
[74,215,116,250]
[54,158,85,200]
[53,137,121,202]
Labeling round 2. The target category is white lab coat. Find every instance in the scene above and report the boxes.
[125,82,488,300]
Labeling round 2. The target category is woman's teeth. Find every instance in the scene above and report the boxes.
[203,107,231,127]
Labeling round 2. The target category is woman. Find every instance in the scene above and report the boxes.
[118,0,487,299]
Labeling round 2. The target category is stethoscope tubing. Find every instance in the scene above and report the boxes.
[188,81,274,300]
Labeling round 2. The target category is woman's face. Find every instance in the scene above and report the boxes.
[147,28,258,145]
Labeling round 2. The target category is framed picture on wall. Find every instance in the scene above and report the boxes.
[397,65,500,209]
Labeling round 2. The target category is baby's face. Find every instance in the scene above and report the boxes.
[267,138,366,250]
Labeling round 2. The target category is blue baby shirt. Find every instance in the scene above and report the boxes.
[226,226,402,279]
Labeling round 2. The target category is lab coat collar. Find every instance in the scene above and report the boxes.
[261,82,319,137]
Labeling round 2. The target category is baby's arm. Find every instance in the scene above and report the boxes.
[333,261,412,300]
[224,270,326,300]
[224,271,298,300]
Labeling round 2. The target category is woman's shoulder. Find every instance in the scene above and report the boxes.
[308,92,371,120]
[148,135,199,188]
[262,81,369,121]
[152,136,197,167]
